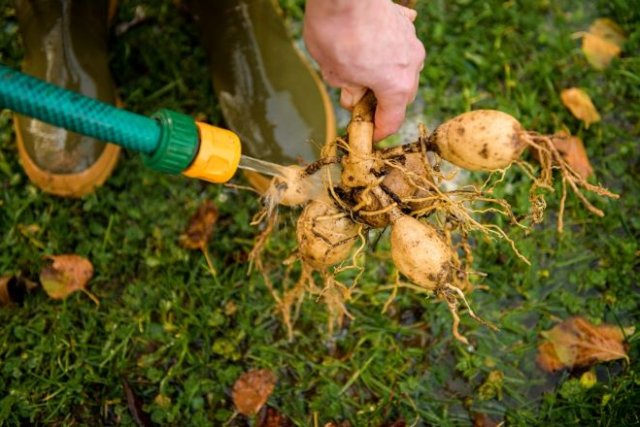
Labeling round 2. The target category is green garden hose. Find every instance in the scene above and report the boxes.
[0,64,241,181]
[0,64,160,154]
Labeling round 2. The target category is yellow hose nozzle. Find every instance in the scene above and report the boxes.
[183,122,241,183]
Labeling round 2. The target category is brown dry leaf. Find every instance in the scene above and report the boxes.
[537,340,565,372]
[40,255,98,305]
[582,18,626,70]
[472,413,500,427]
[0,276,12,306]
[257,406,294,427]
[560,88,601,127]
[536,317,632,372]
[232,369,277,416]
[179,200,219,250]
[1,276,37,306]
[550,132,594,179]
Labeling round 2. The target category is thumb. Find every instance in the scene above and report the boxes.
[340,86,368,110]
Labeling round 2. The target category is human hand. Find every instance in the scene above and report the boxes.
[303,0,425,141]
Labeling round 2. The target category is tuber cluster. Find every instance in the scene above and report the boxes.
[250,91,618,342]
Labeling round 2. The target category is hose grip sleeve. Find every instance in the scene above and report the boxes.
[143,109,199,174]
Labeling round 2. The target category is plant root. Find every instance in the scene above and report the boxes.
[523,132,619,231]
[244,100,620,343]
[436,282,498,345]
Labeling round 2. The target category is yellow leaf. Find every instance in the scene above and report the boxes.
[581,18,625,70]
[582,34,620,70]
[590,18,626,47]
[560,88,601,127]
[536,317,630,372]
[40,255,98,305]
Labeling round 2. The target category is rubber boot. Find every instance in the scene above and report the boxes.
[186,0,336,192]
[14,0,121,197]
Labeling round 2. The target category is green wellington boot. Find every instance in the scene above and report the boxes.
[14,0,120,197]
[186,0,336,191]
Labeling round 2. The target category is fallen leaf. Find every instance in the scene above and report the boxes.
[582,34,621,70]
[537,317,632,372]
[581,18,626,70]
[179,200,219,250]
[232,369,277,416]
[257,406,294,427]
[39,255,98,305]
[537,341,565,372]
[590,18,626,47]
[472,413,500,427]
[550,132,594,179]
[0,276,12,306]
[560,88,601,127]
[0,276,37,306]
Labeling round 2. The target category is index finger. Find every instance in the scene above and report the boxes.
[372,93,408,141]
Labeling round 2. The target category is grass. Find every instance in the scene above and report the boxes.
[1,0,639,425]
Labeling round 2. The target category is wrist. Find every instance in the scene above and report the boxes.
[305,0,378,20]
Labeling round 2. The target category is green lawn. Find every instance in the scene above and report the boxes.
[1,0,639,425]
